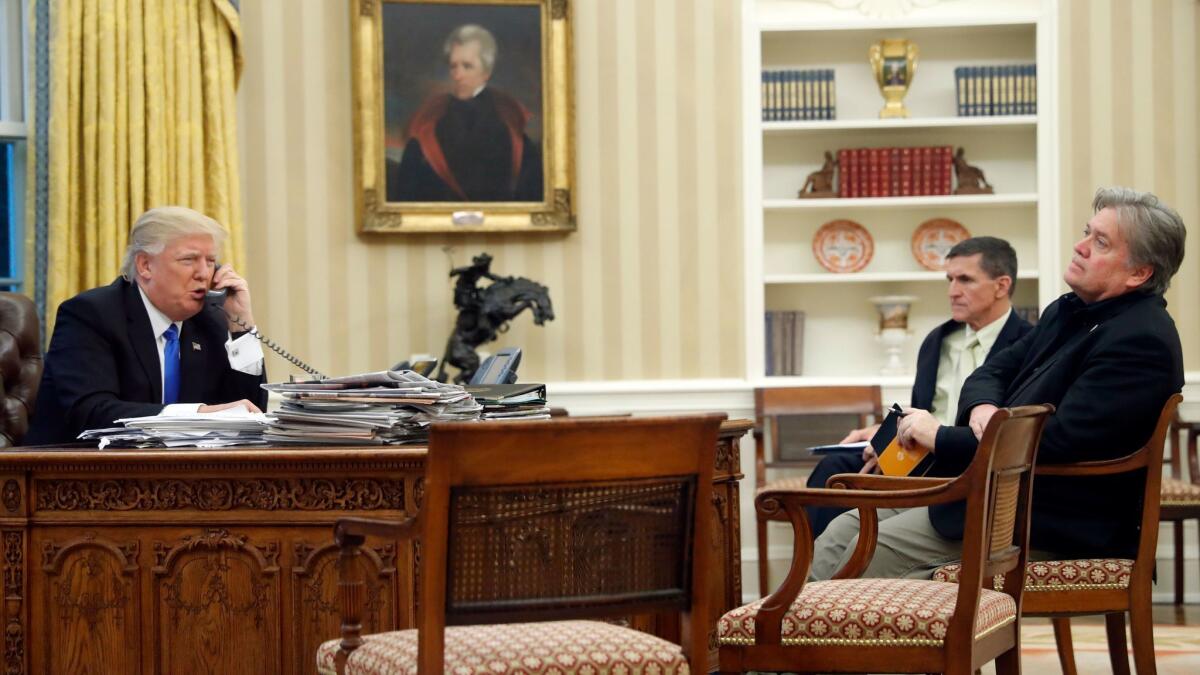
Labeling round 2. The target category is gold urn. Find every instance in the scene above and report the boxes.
[868,39,919,118]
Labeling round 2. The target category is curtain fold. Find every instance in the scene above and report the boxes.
[29,0,244,338]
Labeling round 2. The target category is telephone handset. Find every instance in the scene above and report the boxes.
[207,264,327,380]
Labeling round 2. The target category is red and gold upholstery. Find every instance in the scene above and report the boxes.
[317,620,688,675]
[933,559,1133,592]
[718,578,1015,647]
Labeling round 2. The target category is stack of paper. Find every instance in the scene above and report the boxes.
[79,405,270,449]
[263,370,481,444]
[466,383,551,421]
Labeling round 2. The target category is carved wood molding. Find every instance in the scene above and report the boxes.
[41,533,139,574]
[292,542,396,629]
[36,478,405,512]
[20,459,424,473]
[3,530,23,675]
[1,481,20,515]
[153,529,280,575]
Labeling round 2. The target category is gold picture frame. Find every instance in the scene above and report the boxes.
[351,0,575,233]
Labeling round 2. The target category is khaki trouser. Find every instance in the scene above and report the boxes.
[810,506,1059,581]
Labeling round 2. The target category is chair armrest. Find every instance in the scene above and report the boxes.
[825,473,954,491]
[757,478,967,514]
[1034,453,1148,477]
[334,515,420,547]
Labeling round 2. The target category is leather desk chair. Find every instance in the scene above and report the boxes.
[0,293,42,447]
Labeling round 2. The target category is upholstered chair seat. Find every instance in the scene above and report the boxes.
[1161,476,1200,506]
[719,578,1015,648]
[317,620,688,675]
[933,559,1133,592]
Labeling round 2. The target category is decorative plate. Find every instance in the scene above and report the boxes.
[813,220,874,273]
[911,218,971,271]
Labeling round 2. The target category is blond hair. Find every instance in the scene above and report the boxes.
[120,206,227,281]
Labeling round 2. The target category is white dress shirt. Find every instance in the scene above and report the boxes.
[137,287,264,414]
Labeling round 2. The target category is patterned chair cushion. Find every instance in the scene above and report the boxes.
[759,476,811,494]
[717,578,1014,647]
[932,558,1133,592]
[1162,477,1200,506]
[315,620,688,675]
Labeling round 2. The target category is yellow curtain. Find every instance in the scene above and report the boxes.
[41,0,243,336]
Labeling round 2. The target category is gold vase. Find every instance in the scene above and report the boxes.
[868,39,918,119]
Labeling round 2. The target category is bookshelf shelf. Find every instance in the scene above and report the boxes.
[764,115,1037,133]
[764,193,1039,211]
[765,270,1040,285]
[743,0,1059,380]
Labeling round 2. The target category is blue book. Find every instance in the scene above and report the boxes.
[764,312,775,375]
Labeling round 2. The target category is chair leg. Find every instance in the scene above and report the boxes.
[1051,617,1078,675]
[1128,602,1157,675]
[757,516,770,598]
[1174,521,1185,605]
[994,645,1021,675]
[1105,612,1131,675]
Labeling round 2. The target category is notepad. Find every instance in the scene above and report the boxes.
[870,404,935,477]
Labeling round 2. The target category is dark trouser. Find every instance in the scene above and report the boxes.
[804,452,867,539]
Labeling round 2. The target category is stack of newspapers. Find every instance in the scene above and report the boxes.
[263,370,481,445]
[79,405,270,449]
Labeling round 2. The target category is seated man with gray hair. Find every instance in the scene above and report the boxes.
[27,206,268,444]
[811,187,1187,580]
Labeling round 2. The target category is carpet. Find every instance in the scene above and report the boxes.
[979,621,1200,674]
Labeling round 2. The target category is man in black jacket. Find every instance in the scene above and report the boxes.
[811,187,1186,579]
[804,237,1033,537]
[27,206,268,445]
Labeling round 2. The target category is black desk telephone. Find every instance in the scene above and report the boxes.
[207,265,327,379]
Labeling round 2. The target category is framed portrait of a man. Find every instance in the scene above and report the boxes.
[351,0,575,233]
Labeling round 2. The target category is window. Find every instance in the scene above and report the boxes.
[0,0,26,293]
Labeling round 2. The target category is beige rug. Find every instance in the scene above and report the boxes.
[979,622,1200,675]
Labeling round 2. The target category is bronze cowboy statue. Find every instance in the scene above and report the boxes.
[952,147,994,194]
[435,253,555,384]
[799,151,838,198]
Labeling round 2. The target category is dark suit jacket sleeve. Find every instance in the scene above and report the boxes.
[1015,327,1178,465]
[43,297,165,433]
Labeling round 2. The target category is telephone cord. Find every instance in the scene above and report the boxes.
[222,311,327,380]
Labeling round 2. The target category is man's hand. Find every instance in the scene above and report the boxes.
[968,403,1000,440]
[839,423,880,444]
[859,446,880,474]
[212,264,255,332]
[897,407,940,450]
[199,400,263,414]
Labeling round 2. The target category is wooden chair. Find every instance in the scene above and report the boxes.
[721,404,1054,674]
[1160,410,1200,605]
[316,413,725,675]
[933,394,1181,675]
[754,386,882,595]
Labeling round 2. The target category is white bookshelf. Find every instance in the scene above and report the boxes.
[742,0,1060,384]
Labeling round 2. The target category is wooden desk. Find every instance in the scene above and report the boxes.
[0,420,747,674]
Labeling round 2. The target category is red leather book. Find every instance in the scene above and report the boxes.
[889,147,901,197]
[900,147,914,196]
[837,149,851,197]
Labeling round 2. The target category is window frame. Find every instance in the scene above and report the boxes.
[0,0,28,292]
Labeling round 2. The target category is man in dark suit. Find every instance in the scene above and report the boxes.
[804,237,1033,537]
[812,187,1186,579]
[26,206,268,445]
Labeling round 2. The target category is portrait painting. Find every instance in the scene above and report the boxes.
[351,0,575,234]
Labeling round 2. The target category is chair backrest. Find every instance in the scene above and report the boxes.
[950,404,1053,639]
[754,386,882,469]
[418,413,725,674]
[0,293,42,447]
[1035,393,1181,582]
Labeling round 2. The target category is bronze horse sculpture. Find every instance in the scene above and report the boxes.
[436,254,554,384]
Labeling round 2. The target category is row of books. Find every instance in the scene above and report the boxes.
[954,64,1037,116]
[838,146,953,198]
[761,69,836,121]
[765,310,805,376]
